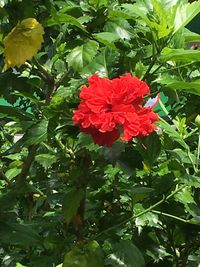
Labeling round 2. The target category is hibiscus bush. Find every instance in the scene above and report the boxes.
[0,0,200,266]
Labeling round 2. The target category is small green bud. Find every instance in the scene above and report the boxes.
[195,115,200,129]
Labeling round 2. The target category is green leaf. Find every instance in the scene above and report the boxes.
[0,222,41,246]
[167,149,196,164]
[137,132,161,166]
[46,13,86,32]
[35,154,57,170]
[16,263,27,267]
[0,105,34,121]
[158,118,189,150]
[160,47,200,62]
[107,240,145,267]
[93,32,119,50]
[134,203,161,228]
[5,167,21,179]
[24,119,48,145]
[83,47,119,77]
[174,1,200,34]
[156,76,200,96]
[62,187,85,223]
[89,0,108,8]
[184,174,200,188]
[183,28,200,43]
[63,241,104,267]
[104,17,133,40]
[67,40,99,73]
[175,187,195,205]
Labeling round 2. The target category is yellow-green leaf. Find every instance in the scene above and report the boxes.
[3,18,44,71]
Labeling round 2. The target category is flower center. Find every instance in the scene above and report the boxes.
[106,103,113,112]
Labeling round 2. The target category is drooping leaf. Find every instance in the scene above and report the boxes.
[46,13,86,32]
[156,76,200,96]
[160,47,200,62]
[62,187,85,223]
[137,132,161,167]
[5,167,21,179]
[0,105,34,121]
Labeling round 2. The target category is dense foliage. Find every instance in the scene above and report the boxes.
[0,0,200,266]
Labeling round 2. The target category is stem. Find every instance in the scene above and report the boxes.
[76,153,91,241]
[55,70,69,89]
[159,99,169,116]
[33,58,56,104]
[17,145,38,184]
[151,210,191,224]
[196,131,200,171]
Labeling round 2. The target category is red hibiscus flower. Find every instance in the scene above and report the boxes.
[73,73,159,147]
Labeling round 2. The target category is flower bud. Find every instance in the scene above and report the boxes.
[195,115,200,129]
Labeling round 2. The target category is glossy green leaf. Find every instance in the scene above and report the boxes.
[93,32,119,50]
[104,17,133,40]
[24,119,48,145]
[174,1,200,33]
[46,13,86,31]
[107,240,145,267]
[156,76,200,96]
[160,47,200,62]
[67,40,99,73]
[5,167,21,179]
[83,47,119,77]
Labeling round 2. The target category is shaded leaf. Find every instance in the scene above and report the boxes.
[62,187,85,223]
[63,240,104,267]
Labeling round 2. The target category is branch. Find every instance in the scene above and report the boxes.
[17,145,38,183]
[33,58,56,104]
[55,70,69,90]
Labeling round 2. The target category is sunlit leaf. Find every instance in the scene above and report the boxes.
[3,18,44,70]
